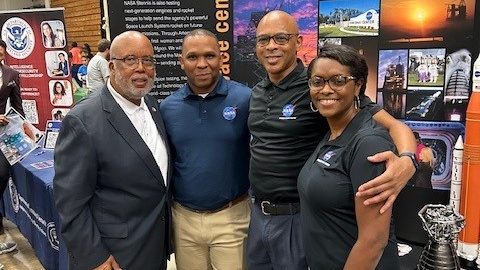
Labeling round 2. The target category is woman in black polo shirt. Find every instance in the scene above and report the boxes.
[297,44,399,269]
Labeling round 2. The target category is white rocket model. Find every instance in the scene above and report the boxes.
[449,135,463,214]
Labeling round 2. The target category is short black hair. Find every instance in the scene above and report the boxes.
[308,44,368,95]
[0,40,6,50]
[72,42,77,47]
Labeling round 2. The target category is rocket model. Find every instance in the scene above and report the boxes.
[458,53,480,263]
[449,136,463,214]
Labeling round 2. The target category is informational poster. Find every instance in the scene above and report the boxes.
[107,0,233,99]
[43,120,61,149]
[0,8,72,130]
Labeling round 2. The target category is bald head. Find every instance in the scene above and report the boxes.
[255,10,302,84]
[257,10,299,35]
[110,31,153,58]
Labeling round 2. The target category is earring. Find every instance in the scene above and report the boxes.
[310,101,318,112]
[354,96,360,110]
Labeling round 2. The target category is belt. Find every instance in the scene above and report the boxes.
[178,193,249,214]
[255,200,300,215]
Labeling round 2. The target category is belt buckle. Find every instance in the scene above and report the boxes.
[261,201,271,215]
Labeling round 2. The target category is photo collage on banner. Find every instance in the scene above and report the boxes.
[106,1,476,190]
[0,8,72,129]
[317,0,477,190]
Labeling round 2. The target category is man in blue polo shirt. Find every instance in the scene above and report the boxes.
[160,29,251,270]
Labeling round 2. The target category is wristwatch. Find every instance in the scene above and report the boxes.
[399,152,419,171]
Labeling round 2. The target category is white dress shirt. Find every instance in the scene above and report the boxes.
[107,80,168,185]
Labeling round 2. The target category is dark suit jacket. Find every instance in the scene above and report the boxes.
[53,86,172,270]
[58,61,69,76]
[0,64,23,115]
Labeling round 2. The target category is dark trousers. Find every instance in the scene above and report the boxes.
[246,202,307,270]
[0,154,10,219]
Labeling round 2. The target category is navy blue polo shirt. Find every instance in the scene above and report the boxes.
[160,76,251,210]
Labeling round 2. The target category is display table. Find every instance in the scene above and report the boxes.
[3,148,67,270]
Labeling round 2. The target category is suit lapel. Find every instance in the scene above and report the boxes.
[101,87,165,187]
[145,96,172,190]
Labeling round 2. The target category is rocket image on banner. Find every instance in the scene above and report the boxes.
[449,136,463,214]
[458,54,480,264]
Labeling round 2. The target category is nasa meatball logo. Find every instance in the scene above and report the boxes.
[8,178,19,213]
[366,11,373,20]
[47,222,59,250]
[323,151,336,161]
[1,17,35,59]
[223,106,237,120]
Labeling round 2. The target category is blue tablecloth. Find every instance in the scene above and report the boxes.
[3,148,67,270]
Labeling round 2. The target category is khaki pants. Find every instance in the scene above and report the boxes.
[172,198,251,270]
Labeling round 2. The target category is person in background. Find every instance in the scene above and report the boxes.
[82,43,92,56]
[298,44,399,269]
[41,22,62,48]
[70,42,83,86]
[246,10,416,269]
[160,29,250,270]
[77,54,92,88]
[0,39,21,264]
[54,31,171,270]
[86,39,110,92]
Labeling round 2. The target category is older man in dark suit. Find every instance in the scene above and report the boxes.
[0,39,22,260]
[54,31,171,270]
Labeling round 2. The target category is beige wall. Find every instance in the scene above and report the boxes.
[51,0,102,52]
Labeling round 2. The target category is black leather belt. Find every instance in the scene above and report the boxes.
[177,193,249,214]
[256,200,300,215]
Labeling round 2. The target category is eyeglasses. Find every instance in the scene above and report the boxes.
[255,33,298,46]
[308,75,356,90]
[111,55,156,69]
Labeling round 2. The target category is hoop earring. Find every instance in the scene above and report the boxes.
[354,96,360,110]
[310,101,318,112]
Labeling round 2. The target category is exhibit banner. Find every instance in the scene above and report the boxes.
[0,8,72,130]
[107,0,234,99]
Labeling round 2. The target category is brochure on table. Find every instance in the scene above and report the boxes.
[0,108,41,165]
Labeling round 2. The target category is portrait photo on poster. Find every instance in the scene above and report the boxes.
[49,80,73,107]
[51,108,69,121]
[45,50,69,77]
[40,20,66,49]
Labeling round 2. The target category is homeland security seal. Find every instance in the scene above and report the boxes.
[1,17,35,59]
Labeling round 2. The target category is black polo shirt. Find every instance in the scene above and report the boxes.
[248,59,381,202]
[297,110,399,269]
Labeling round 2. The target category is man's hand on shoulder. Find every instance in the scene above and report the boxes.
[93,255,122,270]
[356,150,416,214]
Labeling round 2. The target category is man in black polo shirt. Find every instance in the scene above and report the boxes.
[246,10,417,269]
